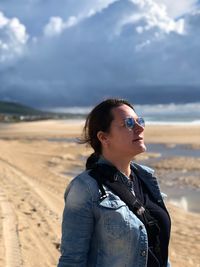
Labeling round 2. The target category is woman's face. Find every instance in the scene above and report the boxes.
[103,104,146,159]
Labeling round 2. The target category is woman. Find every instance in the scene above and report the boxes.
[57,98,171,267]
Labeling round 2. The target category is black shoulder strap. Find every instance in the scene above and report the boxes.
[90,164,149,216]
[89,163,160,241]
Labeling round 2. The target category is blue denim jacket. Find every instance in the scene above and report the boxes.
[57,158,171,267]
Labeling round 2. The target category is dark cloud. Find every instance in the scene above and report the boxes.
[0,0,200,107]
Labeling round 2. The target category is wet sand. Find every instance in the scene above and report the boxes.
[0,120,199,267]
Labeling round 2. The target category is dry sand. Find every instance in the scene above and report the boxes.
[0,120,199,267]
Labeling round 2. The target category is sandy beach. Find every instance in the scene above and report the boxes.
[0,120,199,267]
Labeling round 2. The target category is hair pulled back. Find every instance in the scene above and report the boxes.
[80,98,134,169]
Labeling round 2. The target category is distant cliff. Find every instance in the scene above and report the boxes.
[0,101,44,115]
[0,101,54,122]
[0,101,84,122]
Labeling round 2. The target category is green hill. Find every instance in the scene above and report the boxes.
[0,101,44,115]
[0,101,86,122]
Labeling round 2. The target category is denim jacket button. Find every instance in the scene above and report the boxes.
[140,250,146,257]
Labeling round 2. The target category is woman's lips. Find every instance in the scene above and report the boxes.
[133,137,143,142]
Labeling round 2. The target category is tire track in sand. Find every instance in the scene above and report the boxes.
[0,158,61,266]
[0,189,23,267]
[0,157,63,218]
[0,157,62,239]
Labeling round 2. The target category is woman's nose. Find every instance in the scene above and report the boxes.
[133,122,144,133]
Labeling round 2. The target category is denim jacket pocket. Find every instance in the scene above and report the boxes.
[99,198,130,240]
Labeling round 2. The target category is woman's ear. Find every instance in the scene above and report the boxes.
[97,131,109,146]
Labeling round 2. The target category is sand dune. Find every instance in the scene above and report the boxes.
[0,120,199,267]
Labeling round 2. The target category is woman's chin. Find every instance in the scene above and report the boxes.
[135,143,147,155]
[141,144,147,152]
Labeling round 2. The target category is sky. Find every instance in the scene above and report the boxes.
[0,0,200,108]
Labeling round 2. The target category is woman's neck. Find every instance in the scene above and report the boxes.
[101,153,131,177]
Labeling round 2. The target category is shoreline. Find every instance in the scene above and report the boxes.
[1,118,200,125]
[0,119,200,143]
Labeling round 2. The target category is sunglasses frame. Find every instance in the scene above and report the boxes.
[124,117,145,130]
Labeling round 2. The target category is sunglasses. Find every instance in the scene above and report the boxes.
[124,117,145,130]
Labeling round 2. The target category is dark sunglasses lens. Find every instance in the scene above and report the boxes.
[125,118,135,129]
[137,117,145,127]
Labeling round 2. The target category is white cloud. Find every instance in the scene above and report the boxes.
[43,17,65,37]
[0,11,29,63]
[44,15,81,37]
[115,0,185,50]
[118,0,185,35]
[153,0,197,17]
[43,1,117,37]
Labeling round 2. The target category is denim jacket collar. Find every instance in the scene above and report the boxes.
[131,162,164,207]
[97,156,164,206]
[97,156,133,188]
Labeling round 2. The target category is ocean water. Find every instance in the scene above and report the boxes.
[50,102,200,124]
